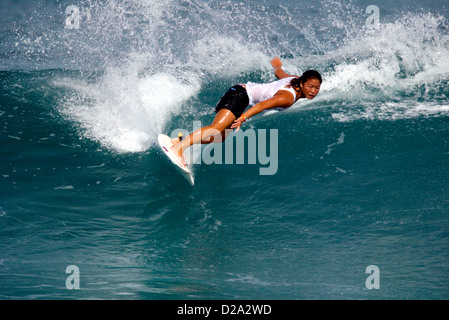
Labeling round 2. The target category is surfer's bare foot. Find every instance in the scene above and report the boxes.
[171,137,180,144]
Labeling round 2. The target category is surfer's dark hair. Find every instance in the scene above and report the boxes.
[291,70,322,89]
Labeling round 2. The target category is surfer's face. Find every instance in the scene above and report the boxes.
[301,78,321,99]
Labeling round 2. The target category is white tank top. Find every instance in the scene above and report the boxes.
[245,77,298,106]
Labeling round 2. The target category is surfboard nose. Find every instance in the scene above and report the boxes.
[158,134,195,186]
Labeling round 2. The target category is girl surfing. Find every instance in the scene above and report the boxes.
[171,56,322,166]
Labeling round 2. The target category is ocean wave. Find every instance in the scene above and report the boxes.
[3,1,448,151]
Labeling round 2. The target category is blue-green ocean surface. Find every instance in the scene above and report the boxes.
[1,0,449,299]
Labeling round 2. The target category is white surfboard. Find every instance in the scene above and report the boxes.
[157,134,194,186]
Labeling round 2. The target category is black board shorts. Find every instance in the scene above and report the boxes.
[214,85,250,119]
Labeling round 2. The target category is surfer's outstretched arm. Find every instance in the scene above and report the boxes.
[271,57,299,79]
[230,92,294,132]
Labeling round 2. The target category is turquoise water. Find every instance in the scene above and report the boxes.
[1,0,449,299]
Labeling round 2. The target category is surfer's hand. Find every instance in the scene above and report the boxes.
[231,117,245,132]
[271,56,282,70]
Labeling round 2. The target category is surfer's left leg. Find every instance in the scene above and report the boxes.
[171,128,231,145]
[171,109,236,161]
[171,84,248,164]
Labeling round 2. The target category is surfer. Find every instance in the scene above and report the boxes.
[171,56,322,164]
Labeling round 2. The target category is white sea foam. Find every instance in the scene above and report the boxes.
[54,185,74,190]
[52,0,273,153]
[294,12,449,123]
[332,101,449,122]
[56,67,202,152]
